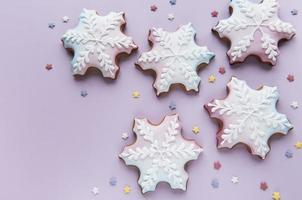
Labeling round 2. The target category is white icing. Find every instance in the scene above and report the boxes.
[207,77,293,159]
[213,0,295,64]
[137,23,214,95]
[62,9,137,77]
[119,114,202,193]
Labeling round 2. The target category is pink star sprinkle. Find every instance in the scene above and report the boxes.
[150,5,158,12]
[260,182,268,191]
[45,64,53,70]
[211,10,218,17]
[214,161,221,170]
[287,74,295,82]
[218,67,225,74]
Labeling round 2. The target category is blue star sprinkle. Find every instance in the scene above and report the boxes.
[169,101,176,110]
[169,0,176,5]
[109,176,117,186]
[81,90,88,97]
[285,149,293,159]
[211,178,219,189]
[48,23,55,29]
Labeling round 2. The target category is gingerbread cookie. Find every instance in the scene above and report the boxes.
[62,9,137,78]
[119,114,202,193]
[205,77,293,159]
[213,0,295,65]
[136,23,214,95]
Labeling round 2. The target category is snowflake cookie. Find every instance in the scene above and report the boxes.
[136,23,214,95]
[213,0,295,65]
[205,77,293,159]
[119,114,202,193]
[62,9,137,78]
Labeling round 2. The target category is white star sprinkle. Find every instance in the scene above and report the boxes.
[291,101,299,109]
[62,16,70,23]
[91,187,99,195]
[231,176,239,184]
[168,14,175,21]
[121,132,129,140]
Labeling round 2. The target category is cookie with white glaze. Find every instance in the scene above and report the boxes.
[205,77,293,159]
[136,23,214,96]
[213,0,295,65]
[62,9,137,78]
[119,114,202,193]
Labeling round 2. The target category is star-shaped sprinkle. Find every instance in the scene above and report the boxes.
[168,13,175,21]
[132,91,140,98]
[120,114,202,193]
[169,0,177,5]
[213,161,222,170]
[150,5,158,12]
[295,141,302,149]
[109,176,117,186]
[206,77,293,159]
[208,75,216,83]
[81,90,88,97]
[211,178,219,188]
[192,126,200,134]
[287,74,295,82]
[62,16,70,23]
[62,9,137,78]
[213,0,295,65]
[272,192,281,200]
[291,9,298,16]
[91,187,99,195]
[137,23,214,95]
[260,182,268,191]
[211,10,219,17]
[218,67,226,74]
[291,101,299,109]
[169,101,177,110]
[45,64,53,70]
[48,23,55,29]
[285,149,293,158]
[123,185,131,194]
[122,132,129,140]
[231,176,239,184]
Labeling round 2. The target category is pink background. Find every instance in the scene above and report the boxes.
[0,0,301,199]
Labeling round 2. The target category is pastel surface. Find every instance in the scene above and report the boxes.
[0,0,301,200]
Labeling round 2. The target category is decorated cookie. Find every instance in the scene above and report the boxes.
[205,77,293,159]
[119,114,202,193]
[136,23,214,95]
[62,9,137,78]
[213,0,295,65]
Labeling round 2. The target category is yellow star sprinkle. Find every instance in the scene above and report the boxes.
[132,91,140,98]
[192,126,200,134]
[123,185,131,194]
[295,141,302,149]
[272,192,281,200]
[208,75,216,83]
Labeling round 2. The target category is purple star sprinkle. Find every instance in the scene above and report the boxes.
[169,101,176,110]
[109,176,117,186]
[291,9,298,16]
[211,178,219,189]
[81,90,88,97]
[48,23,55,29]
[285,149,293,159]
[169,0,176,5]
